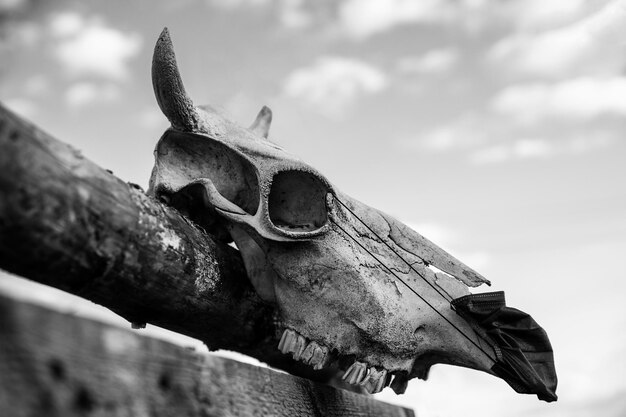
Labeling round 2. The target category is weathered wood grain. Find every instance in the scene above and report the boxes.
[0,294,415,417]
[0,103,327,380]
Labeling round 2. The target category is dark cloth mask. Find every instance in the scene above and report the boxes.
[451,291,558,402]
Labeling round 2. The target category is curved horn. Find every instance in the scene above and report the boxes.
[249,105,272,139]
[152,28,200,132]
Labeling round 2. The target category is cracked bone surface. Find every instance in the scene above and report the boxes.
[149,28,498,394]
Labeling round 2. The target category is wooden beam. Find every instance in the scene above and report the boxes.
[0,103,328,380]
[0,293,414,417]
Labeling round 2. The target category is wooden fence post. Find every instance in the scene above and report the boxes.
[0,103,417,415]
[0,103,326,380]
[0,293,415,416]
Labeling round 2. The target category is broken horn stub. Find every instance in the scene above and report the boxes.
[152,27,202,132]
[249,105,272,138]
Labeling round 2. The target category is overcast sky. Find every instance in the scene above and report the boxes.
[1,0,625,416]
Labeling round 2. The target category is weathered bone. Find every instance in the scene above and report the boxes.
[309,344,330,370]
[343,362,368,385]
[361,367,388,394]
[152,28,204,134]
[249,106,272,138]
[299,340,318,364]
[147,29,556,400]
[148,27,492,389]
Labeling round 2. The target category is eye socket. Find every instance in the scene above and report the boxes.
[156,132,260,216]
[268,170,329,233]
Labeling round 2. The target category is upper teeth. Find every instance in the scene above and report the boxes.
[278,328,395,394]
[343,361,388,394]
[278,329,329,370]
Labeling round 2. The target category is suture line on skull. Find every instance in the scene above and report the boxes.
[329,203,497,364]
[335,198,454,303]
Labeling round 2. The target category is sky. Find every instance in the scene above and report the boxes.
[0,0,625,415]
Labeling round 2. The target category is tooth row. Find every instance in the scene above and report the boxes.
[342,361,389,394]
[278,329,329,370]
[277,329,403,394]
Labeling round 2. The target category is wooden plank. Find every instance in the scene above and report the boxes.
[0,294,415,417]
[0,102,325,380]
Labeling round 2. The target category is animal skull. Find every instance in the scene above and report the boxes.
[148,29,499,394]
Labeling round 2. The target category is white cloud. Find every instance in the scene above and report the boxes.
[468,134,615,165]
[469,139,554,164]
[491,77,626,123]
[283,56,388,116]
[418,126,463,152]
[338,0,448,39]
[512,0,588,31]
[414,114,489,152]
[489,29,591,78]
[397,48,459,74]
[64,82,120,107]
[488,0,626,78]
[50,12,143,81]
[48,11,85,37]
[406,75,624,163]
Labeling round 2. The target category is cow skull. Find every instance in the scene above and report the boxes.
[148,29,499,394]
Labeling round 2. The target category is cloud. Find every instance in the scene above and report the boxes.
[413,113,490,153]
[206,0,455,38]
[64,82,120,107]
[469,139,554,164]
[406,74,623,163]
[468,134,615,165]
[283,56,388,116]
[397,48,459,74]
[409,1,626,165]
[416,116,619,164]
[48,10,85,37]
[50,12,143,81]
[488,0,626,78]
[491,77,626,123]
[510,0,588,31]
[337,0,448,39]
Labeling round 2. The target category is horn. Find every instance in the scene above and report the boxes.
[249,105,272,138]
[152,28,200,132]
